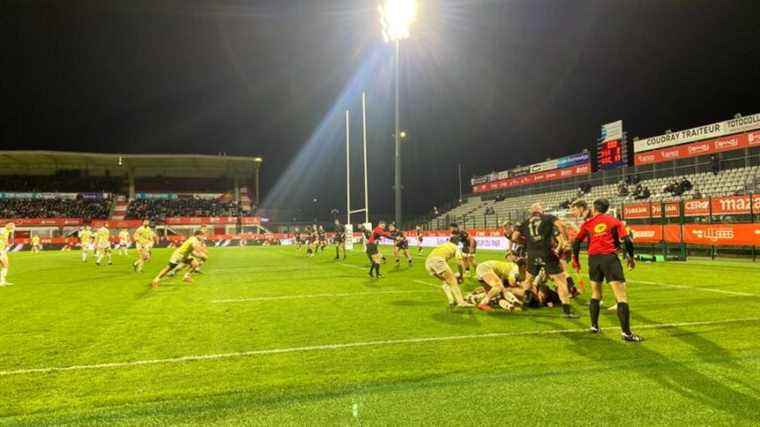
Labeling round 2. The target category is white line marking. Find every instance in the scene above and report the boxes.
[212,290,434,303]
[631,280,758,297]
[413,279,440,289]
[337,263,366,270]
[1,317,757,377]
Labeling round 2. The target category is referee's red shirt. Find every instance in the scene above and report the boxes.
[575,214,628,256]
[368,226,390,244]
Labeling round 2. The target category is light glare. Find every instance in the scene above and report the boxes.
[379,0,418,42]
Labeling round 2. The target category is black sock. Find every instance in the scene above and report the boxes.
[567,276,576,289]
[617,302,631,334]
[369,264,375,276]
[375,263,381,276]
[562,303,572,316]
[589,298,600,328]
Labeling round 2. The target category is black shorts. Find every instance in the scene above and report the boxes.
[395,240,409,250]
[335,235,345,243]
[526,252,562,277]
[366,242,379,255]
[588,254,625,284]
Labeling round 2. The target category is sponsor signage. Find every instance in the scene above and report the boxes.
[622,202,652,219]
[663,202,681,218]
[557,152,590,169]
[635,131,760,165]
[0,192,79,200]
[710,195,760,216]
[530,159,560,173]
[683,223,760,246]
[472,163,591,193]
[628,224,662,243]
[136,193,178,200]
[509,166,531,177]
[634,113,760,153]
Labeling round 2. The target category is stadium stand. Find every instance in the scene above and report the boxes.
[0,198,111,219]
[125,198,241,220]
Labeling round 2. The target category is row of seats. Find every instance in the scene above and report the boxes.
[431,165,760,229]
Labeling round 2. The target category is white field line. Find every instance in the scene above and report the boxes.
[212,290,434,303]
[413,279,441,289]
[631,280,758,297]
[1,317,758,377]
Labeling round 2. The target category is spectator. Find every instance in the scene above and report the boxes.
[125,197,240,220]
[0,198,111,219]
[693,188,703,199]
[711,155,720,175]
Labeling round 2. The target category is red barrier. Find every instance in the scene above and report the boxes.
[472,163,591,193]
[682,223,760,246]
[628,225,663,243]
[623,202,652,219]
[0,218,82,226]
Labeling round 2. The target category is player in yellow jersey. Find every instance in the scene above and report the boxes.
[117,228,130,256]
[424,240,473,308]
[95,225,113,266]
[132,220,157,272]
[151,230,207,287]
[1,223,15,286]
[31,235,42,253]
[473,259,522,311]
[78,225,94,262]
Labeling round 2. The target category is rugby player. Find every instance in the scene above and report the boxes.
[0,222,15,286]
[513,203,578,318]
[317,226,327,253]
[31,234,42,253]
[132,220,157,272]
[151,230,207,288]
[333,219,347,260]
[389,224,412,267]
[79,225,94,262]
[474,258,521,311]
[415,225,424,255]
[572,198,642,342]
[366,221,392,278]
[95,224,113,266]
[450,223,477,277]
[424,240,473,308]
[117,228,130,255]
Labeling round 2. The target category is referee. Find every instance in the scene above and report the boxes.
[572,199,643,342]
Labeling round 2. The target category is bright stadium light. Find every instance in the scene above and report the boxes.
[380,0,417,226]
[379,0,418,42]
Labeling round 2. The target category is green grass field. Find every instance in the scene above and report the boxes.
[2,245,760,425]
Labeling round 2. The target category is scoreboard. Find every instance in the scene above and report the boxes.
[597,138,628,169]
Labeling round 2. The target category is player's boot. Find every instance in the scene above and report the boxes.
[150,279,160,289]
[622,332,644,342]
[477,303,494,312]
[183,274,193,283]
[589,325,601,334]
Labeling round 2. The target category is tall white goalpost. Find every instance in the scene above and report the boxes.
[345,92,371,250]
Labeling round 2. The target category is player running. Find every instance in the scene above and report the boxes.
[132,220,157,272]
[366,221,392,278]
[333,219,347,260]
[473,258,521,311]
[425,240,473,308]
[512,203,577,318]
[572,198,642,342]
[117,228,130,255]
[151,230,208,288]
[1,223,15,286]
[415,225,424,255]
[389,224,413,267]
[95,224,113,266]
[78,225,94,262]
[30,234,42,253]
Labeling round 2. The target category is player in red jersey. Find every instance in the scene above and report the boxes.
[366,221,392,278]
[572,198,643,342]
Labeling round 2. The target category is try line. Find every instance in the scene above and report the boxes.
[1,317,758,377]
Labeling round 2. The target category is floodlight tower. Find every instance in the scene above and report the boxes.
[379,0,417,227]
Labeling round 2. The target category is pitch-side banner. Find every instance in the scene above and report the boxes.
[628,224,663,243]
[635,130,760,165]
[682,223,760,246]
[634,113,760,153]
[622,202,652,219]
[0,218,83,226]
[472,163,591,193]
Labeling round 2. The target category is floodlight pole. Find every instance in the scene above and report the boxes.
[346,110,351,226]
[362,92,370,224]
[393,39,402,227]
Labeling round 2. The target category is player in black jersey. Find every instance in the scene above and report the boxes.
[415,225,424,255]
[449,223,477,277]
[512,203,577,318]
[388,224,412,267]
[333,219,347,260]
[317,225,327,253]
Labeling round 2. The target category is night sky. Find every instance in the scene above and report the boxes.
[3,0,760,219]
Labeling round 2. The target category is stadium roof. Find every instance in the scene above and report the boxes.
[0,151,262,178]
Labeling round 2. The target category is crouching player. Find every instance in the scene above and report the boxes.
[425,241,473,308]
[473,258,521,312]
[151,230,207,288]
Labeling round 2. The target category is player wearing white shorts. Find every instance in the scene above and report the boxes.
[425,241,473,308]
[132,220,157,272]
[95,225,112,266]
[78,225,94,262]
[474,259,521,311]
[117,228,130,256]
[1,223,15,286]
